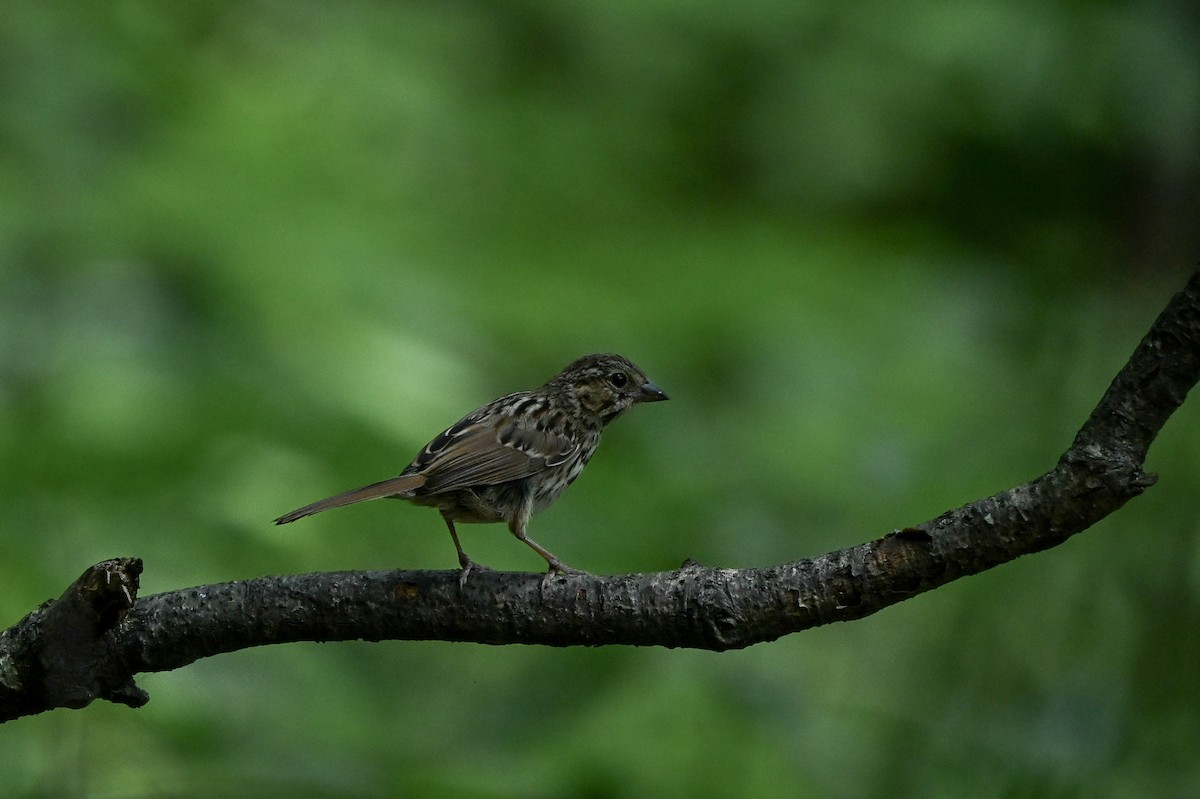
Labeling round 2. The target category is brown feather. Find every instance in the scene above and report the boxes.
[418,416,577,493]
[273,473,427,524]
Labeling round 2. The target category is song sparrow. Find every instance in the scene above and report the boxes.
[274,353,668,582]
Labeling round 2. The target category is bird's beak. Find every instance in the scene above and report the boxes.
[638,381,669,402]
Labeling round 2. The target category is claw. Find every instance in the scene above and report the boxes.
[539,561,587,590]
[456,558,496,589]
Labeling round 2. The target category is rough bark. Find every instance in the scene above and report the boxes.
[3,270,1198,722]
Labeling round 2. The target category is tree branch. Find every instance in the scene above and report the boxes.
[4,270,1199,722]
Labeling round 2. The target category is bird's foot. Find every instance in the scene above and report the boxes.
[539,560,587,590]
[457,558,493,589]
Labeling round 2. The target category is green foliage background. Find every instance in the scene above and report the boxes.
[2,2,1199,796]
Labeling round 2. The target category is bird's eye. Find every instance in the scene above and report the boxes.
[607,371,628,388]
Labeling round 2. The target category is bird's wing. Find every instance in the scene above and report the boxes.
[413,399,579,493]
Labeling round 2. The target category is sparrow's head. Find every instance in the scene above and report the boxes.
[548,353,669,424]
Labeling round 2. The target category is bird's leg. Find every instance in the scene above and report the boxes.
[442,514,484,588]
[508,518,586,587]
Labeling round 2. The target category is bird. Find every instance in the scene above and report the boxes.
[274,353,668,584]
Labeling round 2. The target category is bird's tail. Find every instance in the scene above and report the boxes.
[273,473,427,524]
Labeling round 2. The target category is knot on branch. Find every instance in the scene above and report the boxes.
[36,558,147,712]
[1060,442,1158,502]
